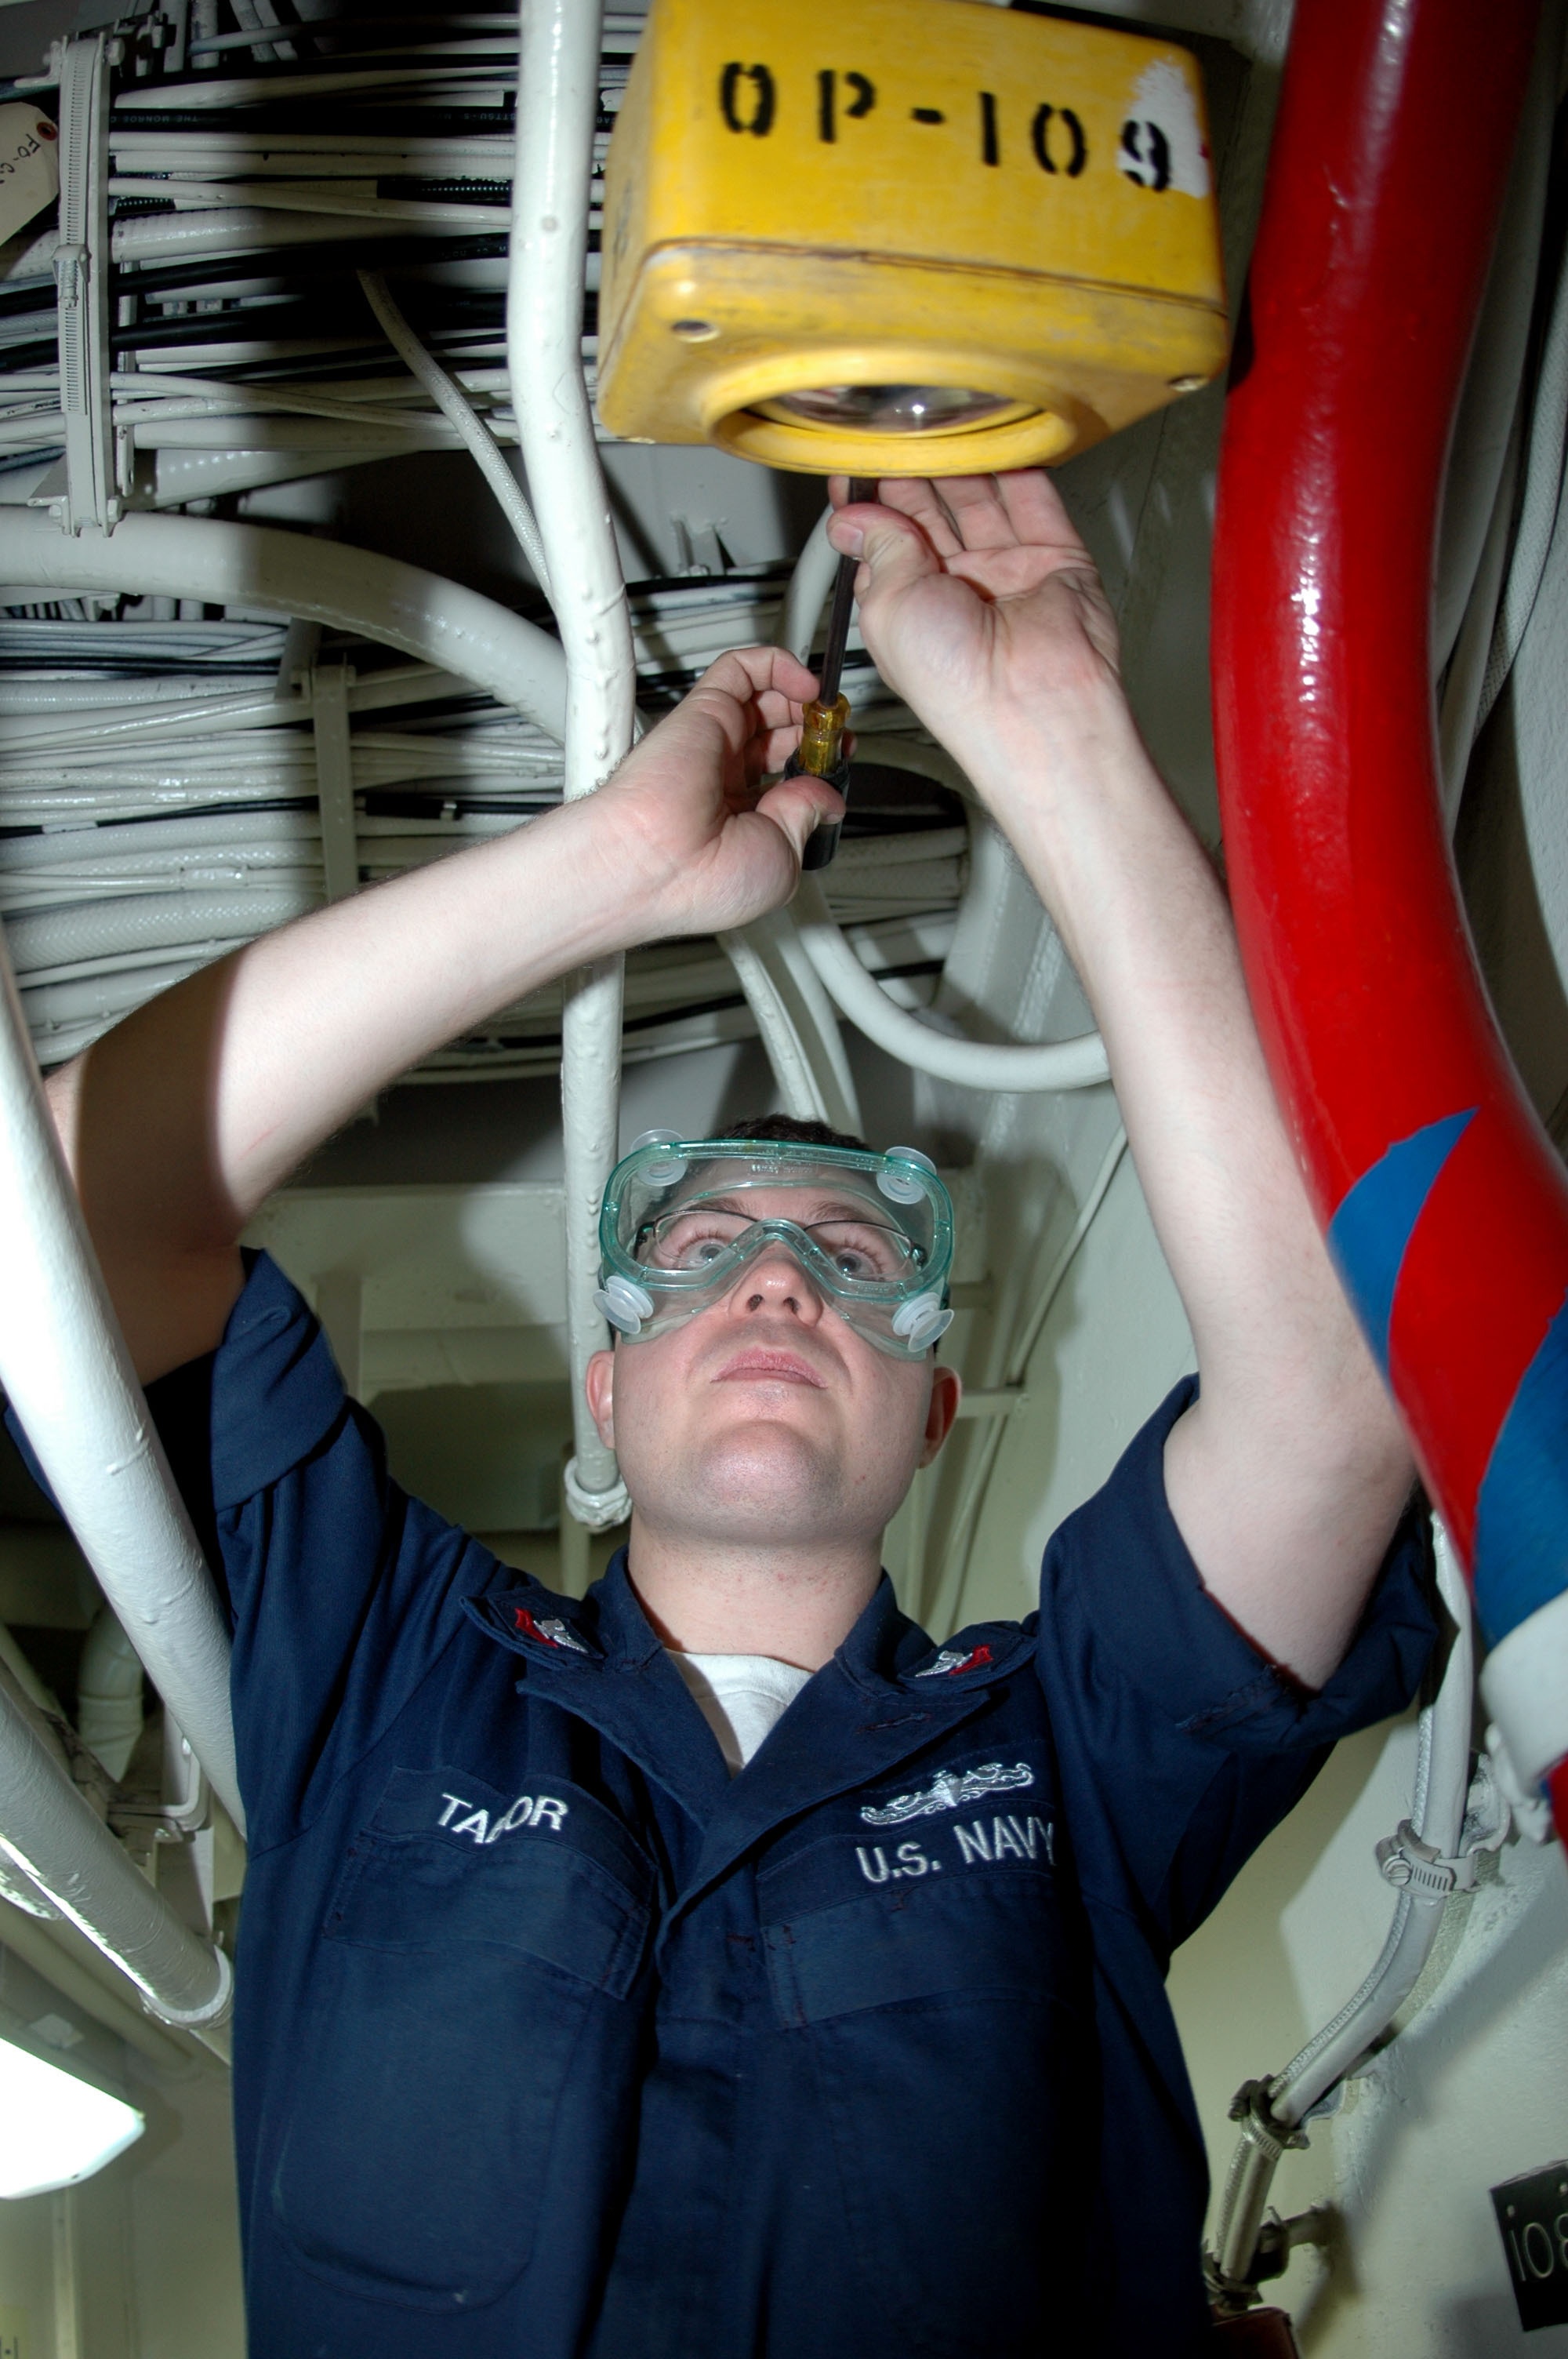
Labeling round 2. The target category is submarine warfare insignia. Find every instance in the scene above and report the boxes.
[859,1761,1036,1826]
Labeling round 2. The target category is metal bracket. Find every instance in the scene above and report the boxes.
[1376,1754,1512,1896]
[53,35,118,536]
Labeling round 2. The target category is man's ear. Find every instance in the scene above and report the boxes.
[584,1346,615,1448]
[919,1363,962,1467]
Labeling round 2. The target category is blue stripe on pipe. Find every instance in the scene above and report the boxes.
[1472,1287,1568,1642]
[1325,1109,1475,1371]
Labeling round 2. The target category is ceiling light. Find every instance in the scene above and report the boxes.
[0,2031,144,2200]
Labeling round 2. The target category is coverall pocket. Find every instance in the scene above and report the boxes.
[271,1769,652,2313]
[762,1873,1091,2356]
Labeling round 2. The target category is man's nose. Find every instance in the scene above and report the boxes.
[728,1241,826,1324]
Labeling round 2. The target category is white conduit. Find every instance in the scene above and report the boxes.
[0,1681,230,2045]
[775,519,1111,1094]
[0,509,568,735]
[0,929,245,1837]
[1212,1525,1477,2288]
[795,877,1112,1091]
[356,268,554,591]
[781,508,841,666]
[510,0,637,1528]
[719,911,863,1137]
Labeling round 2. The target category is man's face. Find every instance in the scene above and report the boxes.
[584,1184,960,1551]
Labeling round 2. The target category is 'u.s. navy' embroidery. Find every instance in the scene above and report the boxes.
[860,1761,1034,1825]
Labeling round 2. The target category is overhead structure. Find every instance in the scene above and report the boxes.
[1211,0,1568,1837]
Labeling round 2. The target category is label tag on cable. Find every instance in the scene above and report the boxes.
[0,107,57,248]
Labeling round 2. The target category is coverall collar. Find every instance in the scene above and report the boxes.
[463,1551,1033,1909]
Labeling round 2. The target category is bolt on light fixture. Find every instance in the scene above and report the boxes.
[597,0,1228,477]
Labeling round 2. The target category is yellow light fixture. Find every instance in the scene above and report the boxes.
[598,0,1229,476]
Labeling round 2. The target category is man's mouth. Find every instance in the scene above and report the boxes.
[713,1348,827,1389]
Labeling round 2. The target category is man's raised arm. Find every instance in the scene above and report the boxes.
[833,471,1414,1689]
[43,648,837,1387]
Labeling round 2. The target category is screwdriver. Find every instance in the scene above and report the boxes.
[791,476,873,873]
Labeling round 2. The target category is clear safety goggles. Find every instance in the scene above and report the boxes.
[594,1133,956,1357]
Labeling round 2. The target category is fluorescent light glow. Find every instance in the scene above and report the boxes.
[0,2035,143,2199]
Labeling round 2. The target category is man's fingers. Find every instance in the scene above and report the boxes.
[994,467,1091,558]
[698,643,818,707]
[828,503,942,604]
[874,478,965,558]
[753,773,845,861]
[938,475,1022,551]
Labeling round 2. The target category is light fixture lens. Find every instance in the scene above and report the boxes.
[755,384,1023,434]
[0,2036,143,2199]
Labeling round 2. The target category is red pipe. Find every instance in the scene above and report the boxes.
[1211,0,1568,1837]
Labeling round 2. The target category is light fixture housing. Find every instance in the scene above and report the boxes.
[598,0,1228,475]
[0,2012,144,2200]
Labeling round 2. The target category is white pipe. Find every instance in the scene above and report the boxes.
[510,0,636,1526]
[76,1605,143,1782]
[358,269,552,590]
[0,509,567,732]
[0,1675,230,2037]
[794,877,1110,1092]
[0,928,245,1836]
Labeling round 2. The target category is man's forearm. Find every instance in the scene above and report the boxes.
[964,686,1414,1683]
[47,792,645,1381]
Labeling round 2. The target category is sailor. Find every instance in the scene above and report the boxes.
[29,474,1433,2354]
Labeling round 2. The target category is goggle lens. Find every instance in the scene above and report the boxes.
[637,1209,920,1283]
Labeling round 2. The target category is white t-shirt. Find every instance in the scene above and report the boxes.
[666,1650,813,1774]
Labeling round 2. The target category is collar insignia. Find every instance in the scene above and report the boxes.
[913,1641,994,1679]
[514,1607,590,1655]
[859,1760,1035,1826]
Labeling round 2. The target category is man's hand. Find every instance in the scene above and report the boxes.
[827,471,1121,780]
[593,645,843,943]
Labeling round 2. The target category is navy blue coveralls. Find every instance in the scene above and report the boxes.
[133,1253,1434,2356]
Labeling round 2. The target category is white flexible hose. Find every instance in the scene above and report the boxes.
[1272,1525,1473,2124]
[357,267,553,591]
[782,508,840,665]
[509,0,635,1526]
[794,877,1110,1092]
[1212,1525,1476,2287]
